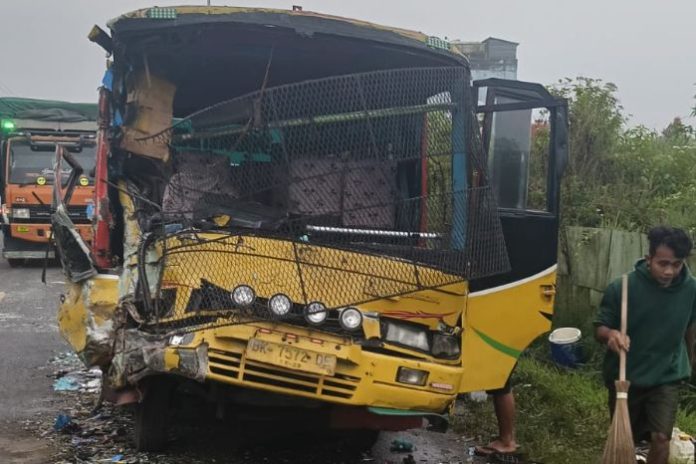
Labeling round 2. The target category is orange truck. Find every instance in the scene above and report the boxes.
[0,98,97,266]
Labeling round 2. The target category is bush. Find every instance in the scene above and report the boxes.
[550,78,696,232]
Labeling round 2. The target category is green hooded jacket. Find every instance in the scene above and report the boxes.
[594,259,696,387]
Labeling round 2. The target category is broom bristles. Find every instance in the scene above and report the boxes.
[601,380,634,464]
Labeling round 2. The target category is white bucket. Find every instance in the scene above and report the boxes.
[548,327,582,344]
[548,327,583,368]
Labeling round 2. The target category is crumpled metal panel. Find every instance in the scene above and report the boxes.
[117,182,162,303]
[52,204,97,283]
[107,329,208,389]
[58,275,119,368]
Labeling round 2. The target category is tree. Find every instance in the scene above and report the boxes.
[552,77,625,180]
[550,78,626,228]
[662,117,694,145]
[550,78,696,231]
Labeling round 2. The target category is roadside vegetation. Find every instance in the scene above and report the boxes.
[455,356,696,463]
[548,77,696,232]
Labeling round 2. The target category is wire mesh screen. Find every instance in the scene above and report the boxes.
[130,67,509,333]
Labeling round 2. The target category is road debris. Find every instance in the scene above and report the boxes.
[51,352,102,393]
[390,439,415,453]
[53,413,78,433]
[31,353,497,463]
[53,377,80,391]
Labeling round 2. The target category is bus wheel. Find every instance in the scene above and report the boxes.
[346,429,380,450]
[134,378,172,451]
[7,258,23,268]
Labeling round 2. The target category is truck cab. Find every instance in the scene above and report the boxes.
[0,98,97,266]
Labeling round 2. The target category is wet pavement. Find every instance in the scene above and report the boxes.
[0,246,67,463]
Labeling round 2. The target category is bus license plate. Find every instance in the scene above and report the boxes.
[246,338,336,376]
[16,226,29,233]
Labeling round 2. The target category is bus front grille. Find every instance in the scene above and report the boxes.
[208,348,359,400]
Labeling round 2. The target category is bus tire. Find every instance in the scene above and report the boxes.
[7,258,23,268]
[134,378,172,451]
[347,429,380,450]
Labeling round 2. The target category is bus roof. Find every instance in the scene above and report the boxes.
[107,5,467,66]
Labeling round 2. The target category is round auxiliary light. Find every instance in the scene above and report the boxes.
[269,294,293,317]
[304,302,328,325]
[231,285,256,307]
[339,307,363,332]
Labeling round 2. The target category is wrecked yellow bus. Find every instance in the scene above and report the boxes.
[0,98,96,266]
[54,6,568,450]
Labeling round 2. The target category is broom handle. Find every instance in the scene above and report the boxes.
[620,274,628,382]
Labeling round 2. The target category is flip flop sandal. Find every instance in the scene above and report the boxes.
[474,446,499,456]
[474,446,522,457]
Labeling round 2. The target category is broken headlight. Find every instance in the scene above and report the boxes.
[304,301,328,325]
[431,333,461,359]
[169,332,195,346]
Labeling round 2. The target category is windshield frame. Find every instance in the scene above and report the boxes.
[5,137,97,186]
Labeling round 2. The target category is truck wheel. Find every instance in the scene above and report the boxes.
[134,378,173,451]
[7,258,23,268]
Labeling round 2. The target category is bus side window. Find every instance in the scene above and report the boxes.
[487,102,549,212]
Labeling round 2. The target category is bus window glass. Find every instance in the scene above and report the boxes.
[488,101,549,211]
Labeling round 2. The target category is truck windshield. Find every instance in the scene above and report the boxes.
[7,140,96,185]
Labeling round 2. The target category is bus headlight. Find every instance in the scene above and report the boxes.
[231,285,255,307]
[432,333,461,358]
[304,302,328,325]
[11,208,30,219]
[396,367,428,386]
[268,294,292,317]
[383,320,430,352]
[169,333,195,346]
[339,307,363,331]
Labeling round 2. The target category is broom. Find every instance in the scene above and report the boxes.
[601,274,634,463]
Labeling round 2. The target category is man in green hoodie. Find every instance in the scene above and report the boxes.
[595,226,696,464]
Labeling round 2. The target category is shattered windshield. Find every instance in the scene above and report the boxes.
[7,140,96,185]
[118,67,513,333]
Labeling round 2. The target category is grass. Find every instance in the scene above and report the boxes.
[453,355,696,463]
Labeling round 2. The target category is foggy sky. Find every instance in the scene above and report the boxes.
[1,0,694,129]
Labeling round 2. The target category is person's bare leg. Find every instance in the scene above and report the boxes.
[486,391,517,453]
[646,432,669,464]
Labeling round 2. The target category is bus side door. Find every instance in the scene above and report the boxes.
[460,79,568,392]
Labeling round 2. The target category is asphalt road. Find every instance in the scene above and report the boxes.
[0,235,68,463]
